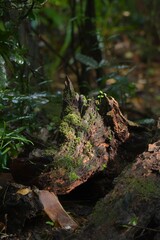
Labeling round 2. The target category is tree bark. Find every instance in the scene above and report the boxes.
[69,140,160,240]
[35,78,150,195]
[78,0,104,93]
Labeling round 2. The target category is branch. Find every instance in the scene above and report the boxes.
[31,27,78,75]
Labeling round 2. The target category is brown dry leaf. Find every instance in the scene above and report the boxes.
[148,144,155,152]
[38,190,78,230]
[0,222,5,232]
[106,78,116,85]
[16,188,32,195]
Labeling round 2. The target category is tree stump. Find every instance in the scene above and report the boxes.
[36,78,150,195]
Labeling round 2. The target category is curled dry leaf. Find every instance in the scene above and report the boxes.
[38,190,78,231]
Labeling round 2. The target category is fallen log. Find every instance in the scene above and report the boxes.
[35,78,151,195]
[0,79,157,237]
[69,140,160,240]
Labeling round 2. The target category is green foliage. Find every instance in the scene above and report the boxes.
[79,56,136,104]
[0,0,63,130]
[64,113,82,127]
[97,90,107,101]
[0,89,60,130]
[0,122,33,171]
[45,221,55,227]
[0,0,54,172]
[76,53,107,71]
[105,75,136,105]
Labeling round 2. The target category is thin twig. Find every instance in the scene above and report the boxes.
[126,223,160,233]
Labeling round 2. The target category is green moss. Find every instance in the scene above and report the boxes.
[127,177,160,199]
[75,137,81,144]
[59,121,75,140]
[69,172,79,182]
[102,163,107,170]
[91,197,118,226]
[86,141,92,150]
[57,155,74,171]
[107,127,113,141]
[76,156,84,166]
[64,113,82,127]
[59,111,83,140]
[56,151,81,182]
[83,140,93,155]
[45,147,57,156]
[91,173,160,228]
[56,139,83,170]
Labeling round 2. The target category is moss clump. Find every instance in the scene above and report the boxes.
[55,139,83,170]
[64,113,82,127]
[83,140,93,156]
[75,137,81,144]
[69,172,79,182]
[57,155,75,171]
[45,147,57,157]
[59,121,75,140]
[59,112,82,140]
[127,177,160,199]
[55,153,80,183]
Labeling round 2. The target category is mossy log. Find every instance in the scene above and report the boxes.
[69,140,160,240]
[36,78,150,195]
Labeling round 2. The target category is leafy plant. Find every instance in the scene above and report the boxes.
[75,53,108,71]
[76,53,136,105]
[0,122,33,171]
[105,75,136,105]
[0,88,62,132]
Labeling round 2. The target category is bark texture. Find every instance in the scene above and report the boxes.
[36,78,150,195]
[70,140,160,240]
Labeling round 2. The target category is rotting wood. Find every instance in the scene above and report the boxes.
[35,78,151,194]
[0,79,156,236]
[69,140,160,240]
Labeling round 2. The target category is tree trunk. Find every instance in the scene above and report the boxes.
[77,0,104,93]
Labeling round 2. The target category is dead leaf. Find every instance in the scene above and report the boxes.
[16,188,32,195]
[106,78,116,85]
[38,190,78,230]
[148,143,158,152]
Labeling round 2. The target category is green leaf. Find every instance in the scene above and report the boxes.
[1,141,12,150]
[129,216,138,226]
[46,221,55,227]
[1,147,10,155]
[76,53,99,69]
